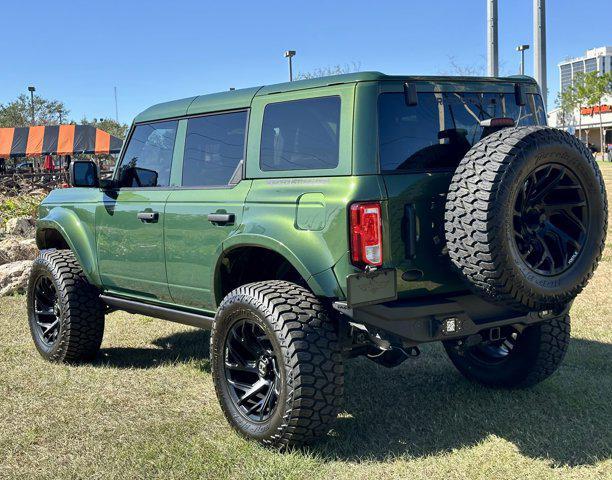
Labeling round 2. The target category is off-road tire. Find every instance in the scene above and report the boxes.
[445,126,607,312]
[210,281,344,448]
[27,249,105,362]
[444,314,570,388]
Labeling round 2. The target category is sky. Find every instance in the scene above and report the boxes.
[1,0,610,123]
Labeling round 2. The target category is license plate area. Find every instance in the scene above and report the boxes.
[346,268,397,308]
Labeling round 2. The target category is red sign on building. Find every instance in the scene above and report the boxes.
[580,104,611,115]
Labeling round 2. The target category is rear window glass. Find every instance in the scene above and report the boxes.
[378,92,545,172]
[260,96,341,171]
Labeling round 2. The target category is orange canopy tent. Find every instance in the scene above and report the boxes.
[0,124,122,158]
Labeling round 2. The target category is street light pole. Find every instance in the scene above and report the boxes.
[487,0,499,76]
[533,0,547,106]
[284,50,296,81]
[28,86,36,125]
[516,44,530,75]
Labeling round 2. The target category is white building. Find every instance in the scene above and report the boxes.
[548,46,612,153]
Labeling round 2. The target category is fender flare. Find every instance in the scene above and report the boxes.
[212,233,342,307]
[36,207,101,287]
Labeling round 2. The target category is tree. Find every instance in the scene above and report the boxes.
[555,85,578,130]
[581,71,612,155]
[0,94,69,127]
[572,72,589,142]
[442,55,486,76]
[295,62,361,80]
[80,117,129,139]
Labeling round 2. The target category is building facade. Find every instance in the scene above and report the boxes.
[548,46,612,153]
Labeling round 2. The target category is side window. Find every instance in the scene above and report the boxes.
[182,111,247,187]
[118,121,177,187]
[260,96,341,171]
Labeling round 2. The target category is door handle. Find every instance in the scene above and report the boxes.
[137,211,159,223]
[207,213,235,225]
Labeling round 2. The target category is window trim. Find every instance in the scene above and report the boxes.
[258,95,342,173]
[112,118,180,190]
[178,108,250,190]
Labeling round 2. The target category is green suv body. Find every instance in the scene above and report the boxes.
[36,72,547,308]
[29,72,607,447]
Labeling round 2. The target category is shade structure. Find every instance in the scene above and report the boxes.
[0,125,123,158]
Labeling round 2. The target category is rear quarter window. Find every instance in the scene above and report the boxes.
[260,96,341,171]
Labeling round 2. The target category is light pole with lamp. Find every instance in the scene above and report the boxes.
[516,44,530,75]
[28,86,36,125]
[284,50,296,81]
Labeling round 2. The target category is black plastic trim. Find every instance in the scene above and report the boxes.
[99,294,214,330]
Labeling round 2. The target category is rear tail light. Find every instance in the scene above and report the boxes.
[350,202,383,267]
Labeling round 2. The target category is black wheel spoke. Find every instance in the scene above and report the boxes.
[533,236,554,269]
[543,221,581,250]
[224,360,258,374]
[531,166,565,203]
[259,383,275,420]
[238,378,268,406]
[32,276,61,346]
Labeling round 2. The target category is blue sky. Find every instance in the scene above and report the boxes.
[2,0,609,123]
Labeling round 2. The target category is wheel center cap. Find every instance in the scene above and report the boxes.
[524,208,545,231]
[257,357,269,377]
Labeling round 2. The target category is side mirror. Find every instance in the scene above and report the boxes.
[70,161,99,188]
[119,166,158,187]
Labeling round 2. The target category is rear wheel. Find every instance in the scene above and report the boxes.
[444,314,570,388]
[210,281,343,448]
[27,250,105,362]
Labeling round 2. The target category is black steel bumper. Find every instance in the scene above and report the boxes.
[333,293,568,346]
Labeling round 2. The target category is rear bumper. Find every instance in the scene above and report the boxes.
[333,293,569,346]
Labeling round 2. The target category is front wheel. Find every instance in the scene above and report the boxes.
[444,314,570,388]
[27,250,105,362]
[210,281,344,448]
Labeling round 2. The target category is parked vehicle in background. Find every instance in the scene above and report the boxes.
[28,72,608,448]
[15,162,34,173]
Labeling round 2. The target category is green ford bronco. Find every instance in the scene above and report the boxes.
[28,72,607,448]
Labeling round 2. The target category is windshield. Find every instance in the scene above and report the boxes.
[378,91,546,172]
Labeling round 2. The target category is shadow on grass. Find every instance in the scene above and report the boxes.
[95,329,611,466]
[317,337,612,467]
[96,329,210,370]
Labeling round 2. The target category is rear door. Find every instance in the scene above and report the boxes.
[164,110,251,311]
[96,120,178,301]
[377,82,547,299]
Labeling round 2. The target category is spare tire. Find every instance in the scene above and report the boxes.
[445,126,607,312]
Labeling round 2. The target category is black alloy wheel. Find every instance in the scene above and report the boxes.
[513,164,588,276]
[444,314,571,388]
[32,275,62,347]
[223,319,281,422]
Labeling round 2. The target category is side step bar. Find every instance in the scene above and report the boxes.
[99,294,214,330]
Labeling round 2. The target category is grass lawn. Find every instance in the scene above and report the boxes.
[1,163,611,480]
